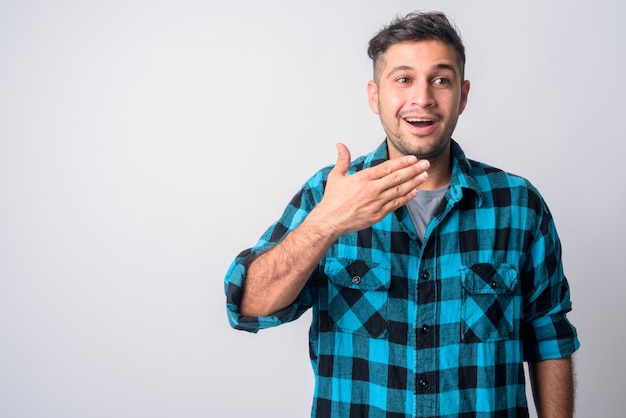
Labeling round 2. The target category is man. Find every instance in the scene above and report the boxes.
[225,11,579,417]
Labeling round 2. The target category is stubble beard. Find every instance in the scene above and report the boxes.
[394,134,448,160]
[382,106,459,160]
[385,123,454,161]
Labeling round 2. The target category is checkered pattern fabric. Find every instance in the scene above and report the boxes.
[225,140,579,417]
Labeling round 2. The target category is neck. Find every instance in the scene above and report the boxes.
[417,145,451,190]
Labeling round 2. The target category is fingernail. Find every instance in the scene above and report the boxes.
[419,160,430,170]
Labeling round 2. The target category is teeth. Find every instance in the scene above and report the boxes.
[406,118,431,122]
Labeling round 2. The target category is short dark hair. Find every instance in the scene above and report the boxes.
[367,11,466,80]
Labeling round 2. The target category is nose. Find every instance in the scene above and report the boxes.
[409,81,435,108]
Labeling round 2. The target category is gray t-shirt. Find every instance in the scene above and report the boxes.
[405,185,449,242]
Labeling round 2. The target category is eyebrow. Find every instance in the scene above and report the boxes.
[385,63,459,79]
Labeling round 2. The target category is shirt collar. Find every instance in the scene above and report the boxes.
[449,140,483,206]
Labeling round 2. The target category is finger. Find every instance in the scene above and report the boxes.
[381,188,420,213]
[375,159,430,191]
[331,142,351,177]
[369,155,421,180]
[375,162,429,201]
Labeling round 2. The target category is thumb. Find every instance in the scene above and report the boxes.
[332,142,351,176]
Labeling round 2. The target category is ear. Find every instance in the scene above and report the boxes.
[367,80,380,115]
[458,79,470,114]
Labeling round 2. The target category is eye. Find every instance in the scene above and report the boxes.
[432,77,450,87]
[396,76,411,84]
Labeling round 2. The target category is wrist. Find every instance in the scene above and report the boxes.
[304,206,344,244]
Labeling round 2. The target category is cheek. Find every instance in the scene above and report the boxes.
[379,90,405,115]
[437,94,461,116]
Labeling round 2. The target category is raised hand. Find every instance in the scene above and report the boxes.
[312,142,430,236]
[241,143,430,316]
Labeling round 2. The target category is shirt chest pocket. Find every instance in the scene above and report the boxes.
[460,263,520,343]
[324,258,391,339]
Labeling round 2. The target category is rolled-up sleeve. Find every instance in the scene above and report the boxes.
[224,243,311,333]
[522,199,580,361]
[224,170,327,333]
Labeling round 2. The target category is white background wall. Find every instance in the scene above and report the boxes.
[1,0,624,417]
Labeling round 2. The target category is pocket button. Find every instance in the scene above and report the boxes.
[351,275,361,285]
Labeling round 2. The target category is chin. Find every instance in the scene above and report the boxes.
[404,139,450,160]
[411,148,445,160]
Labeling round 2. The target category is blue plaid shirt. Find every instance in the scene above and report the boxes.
[225,140,579,417]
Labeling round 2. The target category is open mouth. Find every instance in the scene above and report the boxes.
[405,118,435,128]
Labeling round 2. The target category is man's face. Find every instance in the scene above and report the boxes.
[368,40,470,160]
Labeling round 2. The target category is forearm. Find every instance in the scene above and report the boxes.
[240,208,340,317]
[239,144,428,317]
[529,356,575,418]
